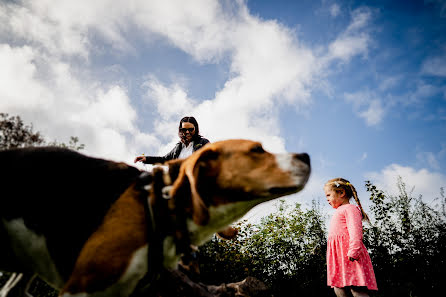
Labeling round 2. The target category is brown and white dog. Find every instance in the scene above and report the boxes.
[0,139,310,297]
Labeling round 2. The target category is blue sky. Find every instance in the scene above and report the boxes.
[1,0,445,220]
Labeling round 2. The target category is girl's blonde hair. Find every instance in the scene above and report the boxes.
[325,177,370,222]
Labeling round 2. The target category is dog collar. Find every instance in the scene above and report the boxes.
[148,165,172,199]
[134,171,163,294]
[161,166,173,199]
[134,167,193,294]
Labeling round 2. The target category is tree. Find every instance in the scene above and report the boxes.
[48,136,85,151]
[364,178,446,297]
[0,113,45,149]
[0,113,84,151]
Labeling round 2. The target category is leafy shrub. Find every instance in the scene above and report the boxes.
[199,179,446,297]
[199,200,331,296]
[364,179,446,297]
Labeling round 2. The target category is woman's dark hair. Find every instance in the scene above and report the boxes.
[178,116,201,140]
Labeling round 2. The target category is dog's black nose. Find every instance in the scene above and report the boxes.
[295,153,310,166]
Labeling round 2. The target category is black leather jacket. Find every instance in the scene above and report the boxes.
[143,136,210,164]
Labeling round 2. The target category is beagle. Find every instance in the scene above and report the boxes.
[0,139,310,297]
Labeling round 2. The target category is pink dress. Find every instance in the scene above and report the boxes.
[327,204,378,290]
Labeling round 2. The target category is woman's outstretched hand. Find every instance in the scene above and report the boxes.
[134,156,146,163]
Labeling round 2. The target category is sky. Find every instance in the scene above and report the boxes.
[1,0,445,221]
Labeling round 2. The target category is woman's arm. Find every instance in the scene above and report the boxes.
[134,143,181,164]
[144,143,181,164]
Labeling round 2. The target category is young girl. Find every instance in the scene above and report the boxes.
[324,178,378,297]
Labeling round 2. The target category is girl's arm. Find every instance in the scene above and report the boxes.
[345,205,363,260]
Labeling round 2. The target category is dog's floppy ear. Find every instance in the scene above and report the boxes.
[165,158,184,182]
[170,145,219,225]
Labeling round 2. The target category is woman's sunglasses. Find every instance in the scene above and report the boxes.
[179,127,195,133]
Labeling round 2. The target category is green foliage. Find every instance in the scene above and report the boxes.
[0,113,45,149]
[364,178,446,297]
[199,200,331,296]
[199,179,446,297]
[48,136,85,151]
[0,113,85,151]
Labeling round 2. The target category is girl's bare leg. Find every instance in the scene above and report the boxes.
[334,287,352,297]
[350,286,370,297]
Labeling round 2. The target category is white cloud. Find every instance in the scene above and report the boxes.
[330,4,341,17]
[345,7,372,32]
[421,55,446,77]
[417,151,440,170]
[0,0,322,157]
[358,99,384,126]
[344,77,445,125]
[133,1,321,153]
[365,164,446,203]
[378,76,400,91]
[251,162,446,224]
[81,86,136,133]
[0,44,52,110]
[360,152,368,162]
[131,0,233,63]
[326,7,372,62]
[242,170,331,223]
[0,0,376,167]
[0,0,91,58]
[416,145,446,171]
[406,81,441,105]
[0,42,143,162]
[344,91,385,126]
[1,0,230,60]
[143,78,197,121]
[328,34,369,61]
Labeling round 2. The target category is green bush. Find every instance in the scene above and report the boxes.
[2,174,445,297]
[199,200,331,296]
[199,179,446,297]
[364,179,446,297]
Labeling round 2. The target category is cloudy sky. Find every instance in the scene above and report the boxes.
[1,0,445,220]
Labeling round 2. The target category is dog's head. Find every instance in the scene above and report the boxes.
[167,139,311,244]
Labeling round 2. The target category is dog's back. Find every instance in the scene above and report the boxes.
[0,140,311,297]
[0,147,141,286]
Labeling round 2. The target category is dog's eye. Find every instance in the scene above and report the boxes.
[250,145,265,154]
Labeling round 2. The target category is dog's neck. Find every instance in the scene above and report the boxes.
[142,164,193,269]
